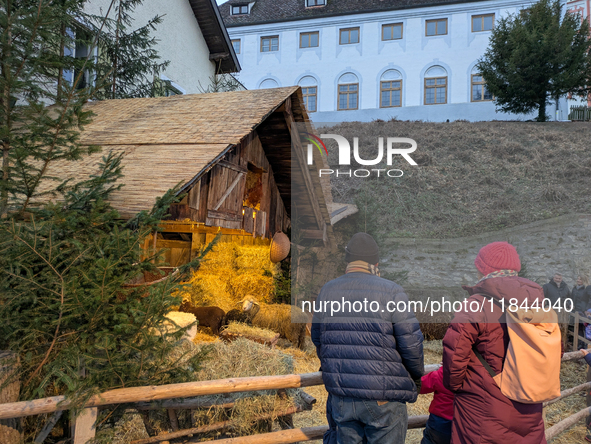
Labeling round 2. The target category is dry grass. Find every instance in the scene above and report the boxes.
[181,243,278,312]
[224,321,280,341]
[545,359,589,443]
[107,336,589,443]
[322,121,591,238]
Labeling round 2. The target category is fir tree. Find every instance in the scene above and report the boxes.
[0,1,207,441]
[477,0,591,121]
[91,0,169,99]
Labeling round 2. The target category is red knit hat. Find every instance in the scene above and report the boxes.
[474,241,521,276]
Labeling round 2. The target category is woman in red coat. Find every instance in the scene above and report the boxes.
[442,241,547,444]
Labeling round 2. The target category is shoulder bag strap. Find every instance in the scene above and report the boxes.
[472,346,497,377]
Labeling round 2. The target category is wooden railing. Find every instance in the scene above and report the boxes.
[569,105,591,121]
[0,354,589,443]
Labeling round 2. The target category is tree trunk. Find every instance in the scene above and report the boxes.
[0,351,22,444]
[537,94,547,122]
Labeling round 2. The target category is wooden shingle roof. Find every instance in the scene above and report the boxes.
[79,86,300,146]
[44,87,302,219]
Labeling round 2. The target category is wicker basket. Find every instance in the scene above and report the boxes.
[270,232,290,263]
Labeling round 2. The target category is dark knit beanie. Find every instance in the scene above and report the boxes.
[345,232,379,264]
[474,241,521,276]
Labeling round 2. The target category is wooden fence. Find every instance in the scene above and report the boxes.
[0,354,589,443]
[569,105,591,121]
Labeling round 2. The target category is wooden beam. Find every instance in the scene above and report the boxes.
[207,209,242,222]
[131,406,304,444]
[544,381,591,407]
[281,102,324,231]
[545,406,591,441]
[562,350,586,361]
[209,52,229,60]
[300,223,326,244]
[182,416,431,444]
[0,372,324,420]
[213,172,244,210]
[218,160,248,173]
[135,397,235,411]
[185,425,327,444]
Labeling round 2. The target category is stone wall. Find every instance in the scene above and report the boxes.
[381,214,591,294]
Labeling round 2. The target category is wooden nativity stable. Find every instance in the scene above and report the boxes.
[48,87,336,266]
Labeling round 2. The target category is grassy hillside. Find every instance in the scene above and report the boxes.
[320,121,591,239]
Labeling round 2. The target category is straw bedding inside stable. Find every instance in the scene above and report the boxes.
[182,243,278,313]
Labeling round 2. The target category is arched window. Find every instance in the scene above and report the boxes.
[337,73,359,110]
[424,66,447,105]
[380,70,402,108]
[299,76,318,112]
[259,78,279,89]
[470,66,492,102]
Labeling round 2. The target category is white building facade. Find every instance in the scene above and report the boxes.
[83,0,239,94]
[220,0,573,122]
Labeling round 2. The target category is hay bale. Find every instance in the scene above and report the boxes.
[242,298,309,350]
[150,311,197,342]
[184,244,278,313]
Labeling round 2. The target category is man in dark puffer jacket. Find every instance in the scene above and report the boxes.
[312,233,424,444]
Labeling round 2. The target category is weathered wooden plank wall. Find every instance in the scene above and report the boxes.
[166,130,289,240]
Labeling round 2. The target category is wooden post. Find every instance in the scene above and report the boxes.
[34,411,63,444]
[190,232,201,261]
[574,312,580,351]
[587,364,591,429]
[167,409,179,432]
[0,351,22,444]
[72,407,97,444]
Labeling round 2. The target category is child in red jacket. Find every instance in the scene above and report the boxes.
[420,366,455,444]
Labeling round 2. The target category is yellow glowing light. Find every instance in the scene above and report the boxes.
[253,211,256,218]
[242,209,245,215]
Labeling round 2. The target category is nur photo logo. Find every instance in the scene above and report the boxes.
[301,132,419,178]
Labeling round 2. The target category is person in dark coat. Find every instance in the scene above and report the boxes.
[312,232,424,444]
[442,241,547,444]
[543,273,570,305]
[572,276,589,314]
[571,276,589,346]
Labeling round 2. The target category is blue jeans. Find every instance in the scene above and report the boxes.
[420,415,451,444]
[330,395,408,444]
[324,393,338,444]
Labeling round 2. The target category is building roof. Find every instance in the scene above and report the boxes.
[220,0,489,27]
[189,0,240,72]
[44,87,303,219]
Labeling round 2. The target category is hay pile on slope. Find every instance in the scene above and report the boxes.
[183,243,278,312]
[190,338,304,437]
